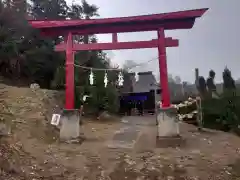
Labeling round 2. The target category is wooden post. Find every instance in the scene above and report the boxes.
[195,68,199,88]
[196,97,203,130]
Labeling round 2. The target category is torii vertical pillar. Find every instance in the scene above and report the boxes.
[65,32,75,109]
[60,32,80,142]
[158,28,170,107]
[156,28,179,141]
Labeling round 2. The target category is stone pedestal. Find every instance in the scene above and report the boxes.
[60,109,80,141]
[156,106,179,137]
[156,106,184,147]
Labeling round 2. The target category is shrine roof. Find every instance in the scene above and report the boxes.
[28,8,208,35]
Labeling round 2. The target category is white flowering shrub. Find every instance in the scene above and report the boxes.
[157,97,199,123]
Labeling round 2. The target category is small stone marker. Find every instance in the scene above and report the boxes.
[51,114,61,126]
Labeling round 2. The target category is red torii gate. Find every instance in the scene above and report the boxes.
[28,8,208,110]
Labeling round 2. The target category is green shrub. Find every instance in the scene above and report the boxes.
[202,91,240,133]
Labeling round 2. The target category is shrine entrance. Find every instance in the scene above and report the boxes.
[119,91,156,116]
[28,8,208,111]
[28,8,208,141]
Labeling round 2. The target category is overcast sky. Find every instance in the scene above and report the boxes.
[68,0,239,83]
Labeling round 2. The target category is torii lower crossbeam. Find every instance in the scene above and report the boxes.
[61,33,178,109]
[55,38,178,51]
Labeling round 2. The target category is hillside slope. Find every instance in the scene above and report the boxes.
[0,84,66,179]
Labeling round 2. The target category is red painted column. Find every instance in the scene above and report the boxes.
[157,28,171,108]
[65,32,75,109]
[112,33,118,43]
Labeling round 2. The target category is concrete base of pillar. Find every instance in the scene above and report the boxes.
[157,106,179,137]
[156,106,183,147]
[156,136,185,148]
[60,109,81,142]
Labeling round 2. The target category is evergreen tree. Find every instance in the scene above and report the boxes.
[206,70,216,91]
[197,76,207,98]
[223,67,235,90]
[0,0,120,112]
[30,0,68,20]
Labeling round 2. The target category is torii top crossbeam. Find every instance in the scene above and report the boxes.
[29,8,208,36]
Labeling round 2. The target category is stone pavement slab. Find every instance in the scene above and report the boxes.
[106,116,156,149]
